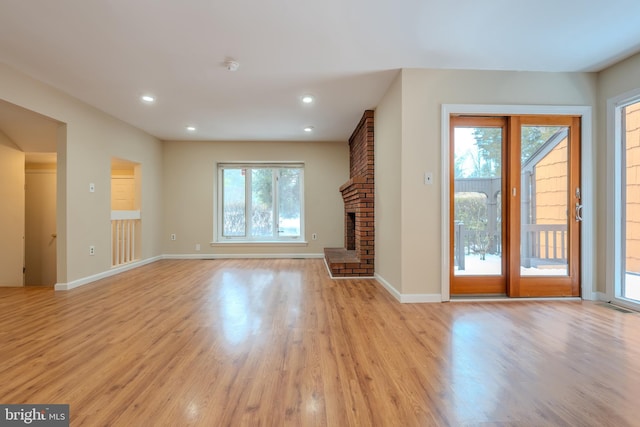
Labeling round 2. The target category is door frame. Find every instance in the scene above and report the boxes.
[606,88,640,311]
[441,104,594,301]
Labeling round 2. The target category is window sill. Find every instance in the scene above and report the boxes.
[210,240,308,247]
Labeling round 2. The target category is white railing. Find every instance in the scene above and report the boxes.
[111,210,141,267]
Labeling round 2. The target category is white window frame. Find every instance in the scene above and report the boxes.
[214,162,305,244]
[606,88,640,311]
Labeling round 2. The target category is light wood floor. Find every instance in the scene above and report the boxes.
[1,259,640,426]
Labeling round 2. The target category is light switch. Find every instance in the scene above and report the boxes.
[89,183,95,192]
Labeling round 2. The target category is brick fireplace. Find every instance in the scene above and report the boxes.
[324,110,374,277]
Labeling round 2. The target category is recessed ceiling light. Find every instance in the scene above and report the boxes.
[304,126,314,133]
[186,126,196,132]
[301,95,314,104]
[141,95,155,103]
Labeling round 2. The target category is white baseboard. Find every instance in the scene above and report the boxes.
[52,256,610,307]
[163,253,324,260]
[54,256,162,291]
[374,273,401,302]
[374,273,442,303]
[54,254,438,303]
[55,254,324,291]
[323,258,375,279]
[399,293,443,303]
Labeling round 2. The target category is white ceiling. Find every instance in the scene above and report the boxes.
[1,0,640,146]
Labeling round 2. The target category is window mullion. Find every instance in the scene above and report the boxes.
[273,169,279,239]
[246,168,252,238]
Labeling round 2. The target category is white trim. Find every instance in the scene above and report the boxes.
[214,163,305,244]
[164,253,324,260]
[604,298,640,312]
[54,255,434,303]
[606,94,622,304]
[606,88,640,310]
[441,104,594,301]
[374,273,402,301]
[595,291,609,302]
[54,256,161,291]
[322,257,375,279]
[54,254,324,291]
[595,292,639,312]
[400,293,443,303]
[210,241,308,247]
[326,275,377,280]
[110,210,141,220]
[441,107,451,302]
[217,161,305,168]
[374,273,442,303]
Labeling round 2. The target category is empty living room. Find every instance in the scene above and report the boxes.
[1,1,640,426]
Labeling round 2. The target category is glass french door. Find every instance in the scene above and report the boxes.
[508,116,581,297]
[450,115,581,297]
[450,117,507,294]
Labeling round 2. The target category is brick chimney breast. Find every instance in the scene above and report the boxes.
[324,110,375,277]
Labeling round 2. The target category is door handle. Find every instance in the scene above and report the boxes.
[575,203,583,222]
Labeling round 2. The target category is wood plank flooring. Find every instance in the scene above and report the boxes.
[1,259,640,426]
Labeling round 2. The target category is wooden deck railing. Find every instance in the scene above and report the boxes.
[454,223,566,270]
[521,223,567,267]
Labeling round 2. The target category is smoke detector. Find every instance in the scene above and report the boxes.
[224,59,240,72]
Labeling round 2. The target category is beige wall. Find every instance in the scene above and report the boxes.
[0,63,164,285]
[163,140,349,255]
[392,69,597,296]
[597,51,640,292]
[375,72,403,290]
[0,130,25,286]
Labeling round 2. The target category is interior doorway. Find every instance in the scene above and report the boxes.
[450,114,581,297]
[24,156,57,286]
